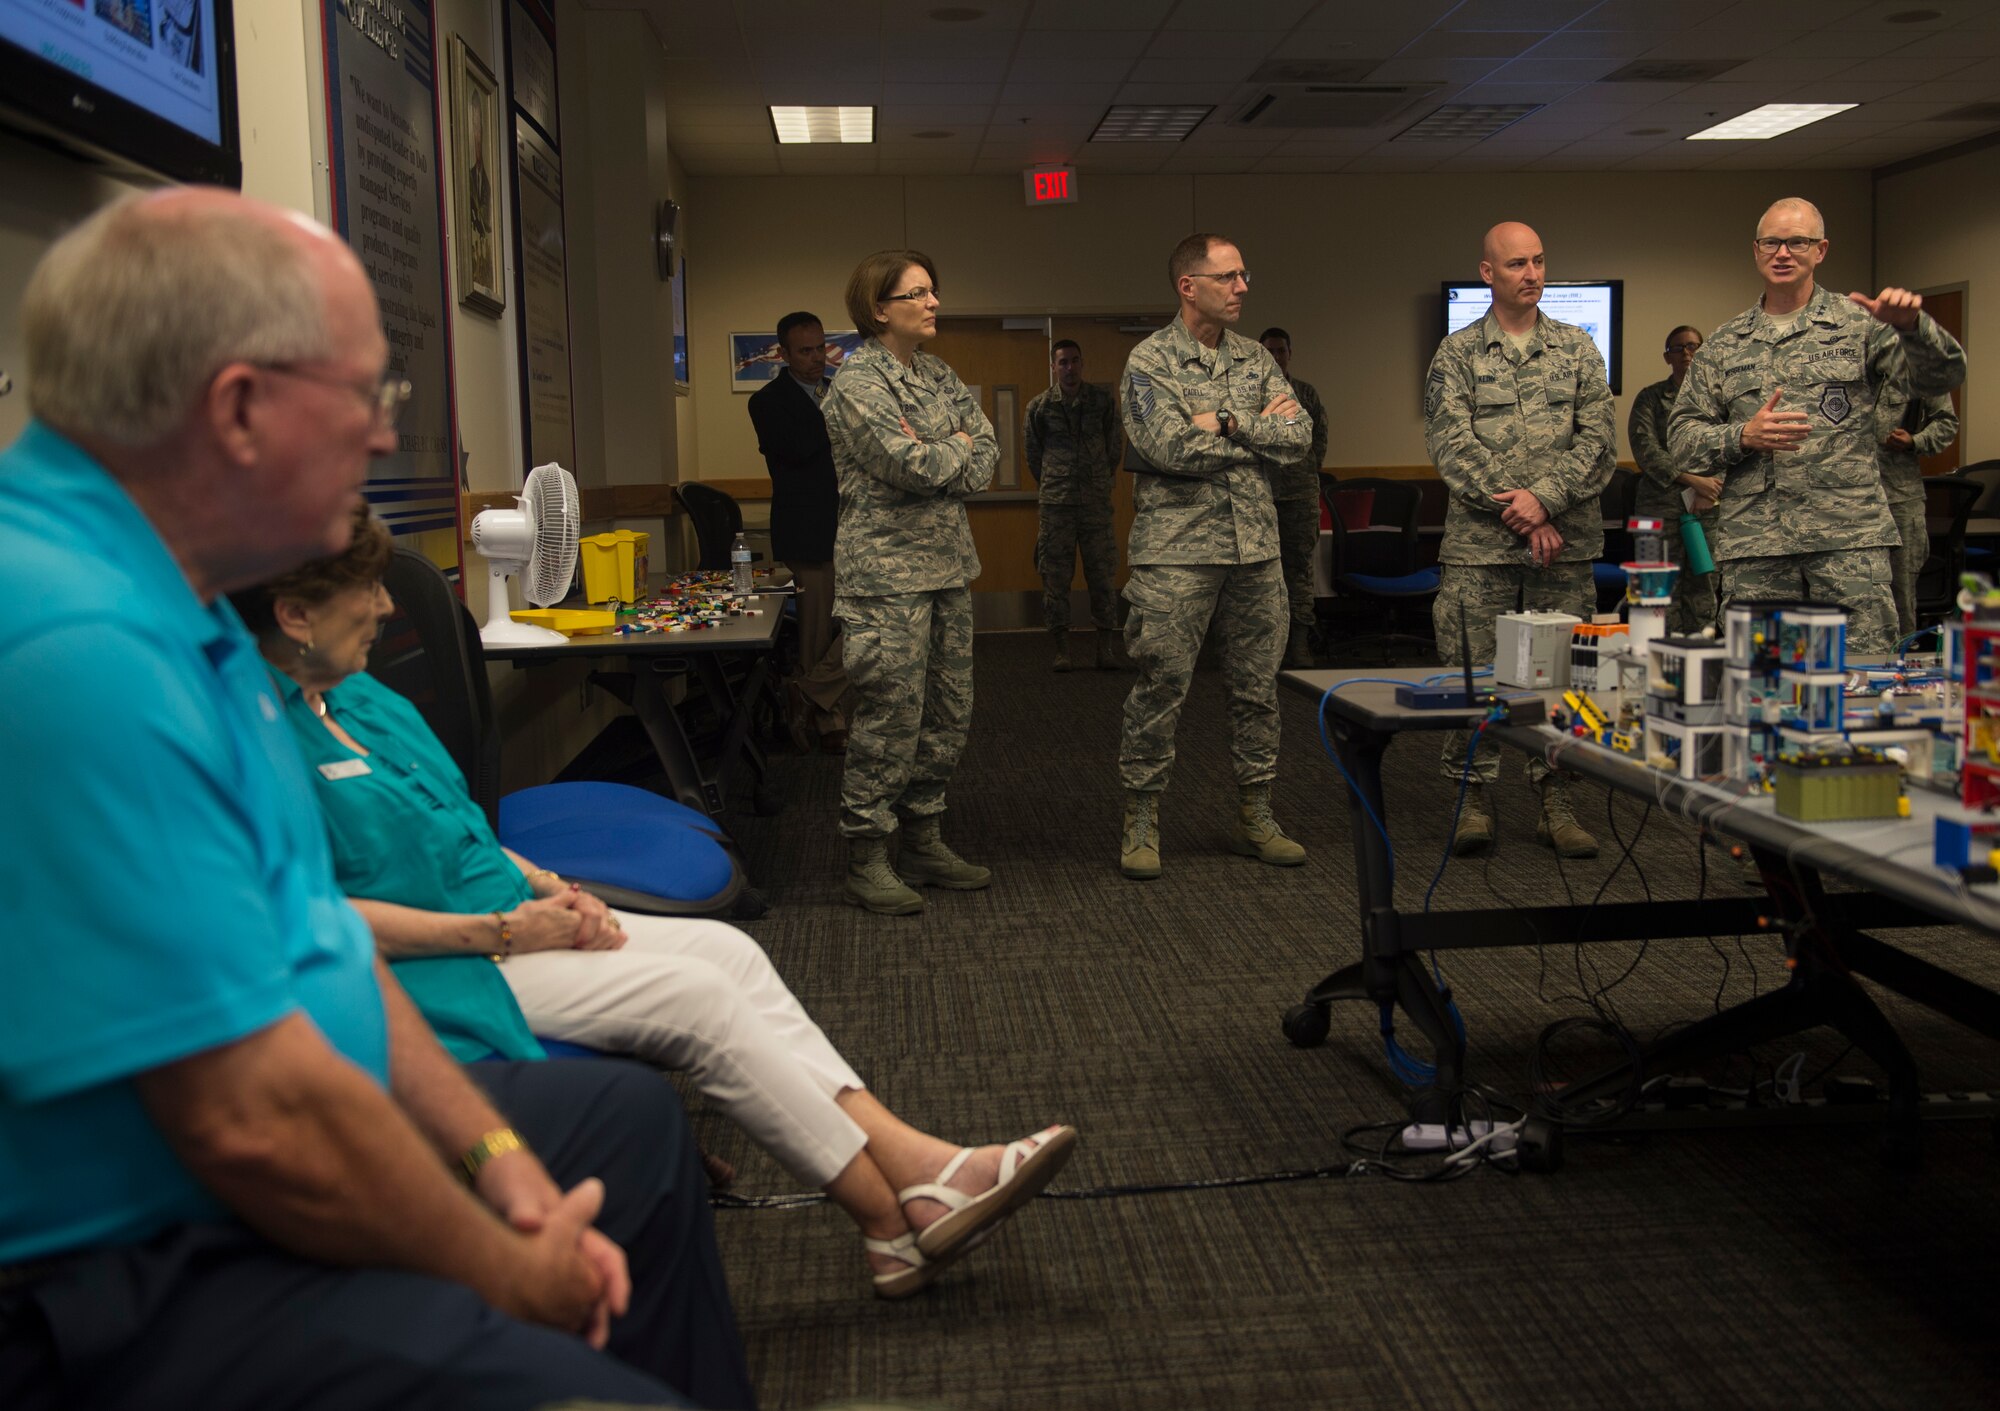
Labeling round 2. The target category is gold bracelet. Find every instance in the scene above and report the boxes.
[492,911,512,959]
[460,1127,526,1184]
[527,868,560,890]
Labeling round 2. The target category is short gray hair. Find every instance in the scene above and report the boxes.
[24,193,334,448]
[1757,197,1825,240]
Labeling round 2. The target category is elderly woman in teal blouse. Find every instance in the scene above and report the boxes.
[231,506,1073,1299]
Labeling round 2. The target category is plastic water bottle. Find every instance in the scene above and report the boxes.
[730,532,752,596]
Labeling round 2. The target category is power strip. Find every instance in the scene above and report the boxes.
[1400,1121,1518,1155]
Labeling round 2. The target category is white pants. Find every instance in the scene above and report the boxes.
[500,913,869,1188]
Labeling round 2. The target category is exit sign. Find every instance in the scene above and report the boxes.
[1023,166,1078,206]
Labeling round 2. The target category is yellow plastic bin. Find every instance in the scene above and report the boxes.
[580,531,638,604]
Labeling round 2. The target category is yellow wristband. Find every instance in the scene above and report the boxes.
[460,1127,526,1184]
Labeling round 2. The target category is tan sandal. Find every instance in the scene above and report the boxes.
[902,1125,1077,1261]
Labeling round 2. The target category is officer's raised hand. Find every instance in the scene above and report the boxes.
[1849,287,1923,330]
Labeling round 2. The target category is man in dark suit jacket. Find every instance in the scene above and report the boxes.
[748,311,848,752]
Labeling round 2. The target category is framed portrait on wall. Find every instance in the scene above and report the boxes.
[731,329,865,391]
[450,35,504,317]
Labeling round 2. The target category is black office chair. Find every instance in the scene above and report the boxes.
[1594,469,1641,613]
[1321,476,1440,664]
[674,482,764,571]
[374,547,745,917]
[1915,471,1989,630]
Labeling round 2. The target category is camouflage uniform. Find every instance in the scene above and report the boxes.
[1425,310,1616,783]
[1627,376,1720,635]
[1873,382,1958,636]
[823,338,997,838]
[1025,381,1121,634]
[1667,285,1965,654]
[1273,376,1329,633]
[1118,317,1310,792]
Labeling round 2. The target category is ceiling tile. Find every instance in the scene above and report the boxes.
[655,27,746,61]
[882,82,1003,104]
[1012,29,1155,59]
[1128,58,1262,84]
[1069,144,1175,170]
[878,154,978,174]
[1440,0,1599,28]
[1111,82,1241,104]
[1488,57,1620,84]
[879,104,999,126]
[1166,0,1318,27]
[878,0,1031,28]
[1250,154,1349,173]
[1006,56,1138,84]
[1365,57,1507,86]
[1519,30,1657,60]
[1025,0,1178,28]
[1297,0,1460,28]
[999,80,1125,104]
[1400,30,1544,61]
[729,0,883,26]
[1143,29,1288,60]
[1569,0,1738,31]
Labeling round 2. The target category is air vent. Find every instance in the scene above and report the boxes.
[1244,59,1381,86]
[1600,59,1745,84]
[1228,83,1442,131]
[1931,102,2000,123]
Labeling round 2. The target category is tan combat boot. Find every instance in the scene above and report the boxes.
[845,837,924,915]
[1095,630,1120,670]
[1450,781,1495,857]
[1051,629,1072,673]
[1231,784,1307,866]
[1121,791,1162,879]
[895,816,992,890]
[1536,774,1600,859]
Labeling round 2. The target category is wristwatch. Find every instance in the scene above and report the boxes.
[1215,408,1236,439]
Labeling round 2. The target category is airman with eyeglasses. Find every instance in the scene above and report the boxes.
[1666,196,1967,654]
[1628,325,1721,634]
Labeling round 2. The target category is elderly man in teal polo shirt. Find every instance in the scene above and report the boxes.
[0,191,749,1410]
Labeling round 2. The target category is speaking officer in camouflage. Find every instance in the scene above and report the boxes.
[1628,326,1722,635]
[1668,197,1966,655]
[1025,339,1122,672]
[1426,221,1616,860]
[1259,327,1330,670]
[1115,233,1311,881]
[1875,378,1958,635]
[823,250,998,916]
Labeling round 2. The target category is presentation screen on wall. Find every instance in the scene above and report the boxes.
[0,0,239,185]
[1441,281,1623,394]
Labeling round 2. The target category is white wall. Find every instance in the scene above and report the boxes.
[1876,138,1998,462]
[685,169,1875,479]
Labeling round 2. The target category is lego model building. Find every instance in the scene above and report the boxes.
[1961,597,2000,811]
[1610,516,1682,750]
[1720,600,1813,786]
[1644,635,1729,778]
[1773,604,1849,759]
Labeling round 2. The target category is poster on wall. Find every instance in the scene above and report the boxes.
[515,116,576,474]
[318,0,462,571]
[731,330,864,391]
[505,0,575,478]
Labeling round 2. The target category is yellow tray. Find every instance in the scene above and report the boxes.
[511,608,617,636]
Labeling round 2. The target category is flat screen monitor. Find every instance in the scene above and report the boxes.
[0,0,241,187]
[1441,280,1623,395]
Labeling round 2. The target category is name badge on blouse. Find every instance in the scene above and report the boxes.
[318,759,374,781]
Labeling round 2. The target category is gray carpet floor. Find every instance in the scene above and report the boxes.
[694,631,2000,1411]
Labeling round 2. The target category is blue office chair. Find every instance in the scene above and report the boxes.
[1594,469,1641,613]
[374,547,748,919]
[1322,476,1440,664]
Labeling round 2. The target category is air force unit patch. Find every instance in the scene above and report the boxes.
[1130,371,1155,423]
[1819,383,1851,424]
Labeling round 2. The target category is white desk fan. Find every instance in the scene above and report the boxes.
[471,462,580,646]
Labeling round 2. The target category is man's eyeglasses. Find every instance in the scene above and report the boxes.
[1753,236,1822,256]
[882,286,939,303]
[1188,269,1251,287]
[261,363,413,430]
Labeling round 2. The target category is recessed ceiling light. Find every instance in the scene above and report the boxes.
[913,130,955,140]
[929,6,985,19]
[1627,127,1667,136]
[770,106,876,144]
[1686,103,1857,140]
[1090,105,1213,142]
[1395,104,1542,141]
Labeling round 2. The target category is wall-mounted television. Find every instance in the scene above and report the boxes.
[0,0,241,187]
[1441,280,1623,395]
